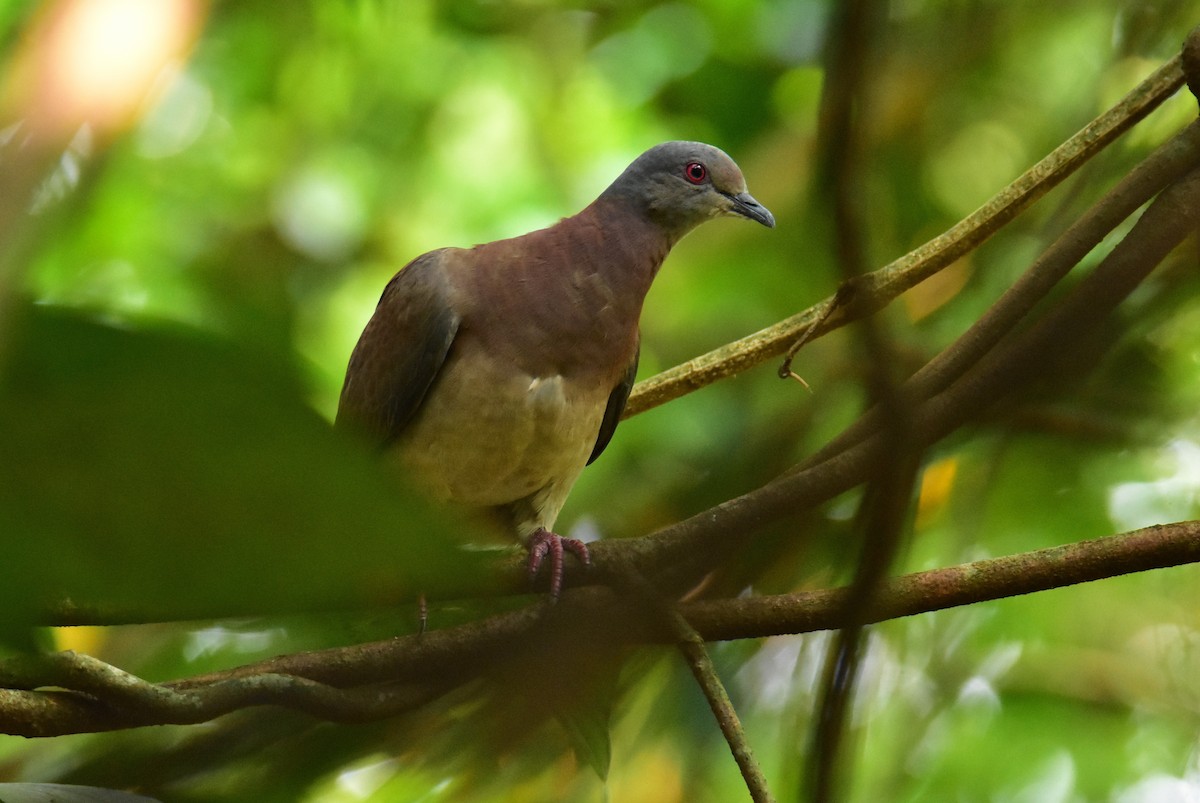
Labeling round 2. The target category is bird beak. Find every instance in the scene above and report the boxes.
[725,191,775,228]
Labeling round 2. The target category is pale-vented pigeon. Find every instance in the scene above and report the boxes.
[337,141,774,597]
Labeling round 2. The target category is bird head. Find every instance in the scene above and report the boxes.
[602,141,775,238]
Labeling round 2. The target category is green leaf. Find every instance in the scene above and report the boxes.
[557,693,615,780]
[0,784,160,803]
[0,306,492,628]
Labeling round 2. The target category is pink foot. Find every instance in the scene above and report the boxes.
[526,528,591,599]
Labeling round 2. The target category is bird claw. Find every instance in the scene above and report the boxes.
[527,528,591,600]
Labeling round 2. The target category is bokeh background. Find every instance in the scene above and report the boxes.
[2,1,1200,801]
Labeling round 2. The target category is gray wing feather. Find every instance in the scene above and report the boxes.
[336,250,460,445]
[587,342,639,465]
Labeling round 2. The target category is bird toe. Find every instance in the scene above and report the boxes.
[526,528,591,599]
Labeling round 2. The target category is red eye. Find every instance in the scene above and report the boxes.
[684,162,707,184]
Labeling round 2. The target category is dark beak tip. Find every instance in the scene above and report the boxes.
[729,191,775,229]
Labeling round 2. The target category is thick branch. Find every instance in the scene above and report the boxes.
[0,661,446,738]
[4,521,1198,738]
[685,521,1200,641]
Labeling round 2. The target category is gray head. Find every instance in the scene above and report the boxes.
[600,141,775,237]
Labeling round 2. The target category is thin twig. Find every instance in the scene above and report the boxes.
[623,53,1185,419]
[670,608,775,803]
[611,560,776,803]
[777,293,834,388]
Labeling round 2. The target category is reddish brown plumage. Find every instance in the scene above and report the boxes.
[448,196,671,390]
[337,141,773,598]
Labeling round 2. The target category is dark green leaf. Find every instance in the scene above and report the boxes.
[0,306,491,626]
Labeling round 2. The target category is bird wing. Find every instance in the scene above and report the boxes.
[336,250,461,445]
[587,340,638,465]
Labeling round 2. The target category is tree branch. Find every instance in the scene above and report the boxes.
[613,160,1200,589]
[612,558,777,802]
[671,607,776,803]
[4,520,1198,738]
[685,520,1200,641]
[623,52,1185,418]
[0,652,449,737]
[802,117,1200,469]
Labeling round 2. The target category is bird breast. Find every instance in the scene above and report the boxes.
[391,340,606,523]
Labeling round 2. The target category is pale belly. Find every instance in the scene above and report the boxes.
[392,354,607,537]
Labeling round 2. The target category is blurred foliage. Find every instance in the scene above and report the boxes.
[0,306,494,629]
[1,1,1200,801]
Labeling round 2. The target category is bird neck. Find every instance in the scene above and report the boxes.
[459,197,673,381]
[572,195,676,292]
